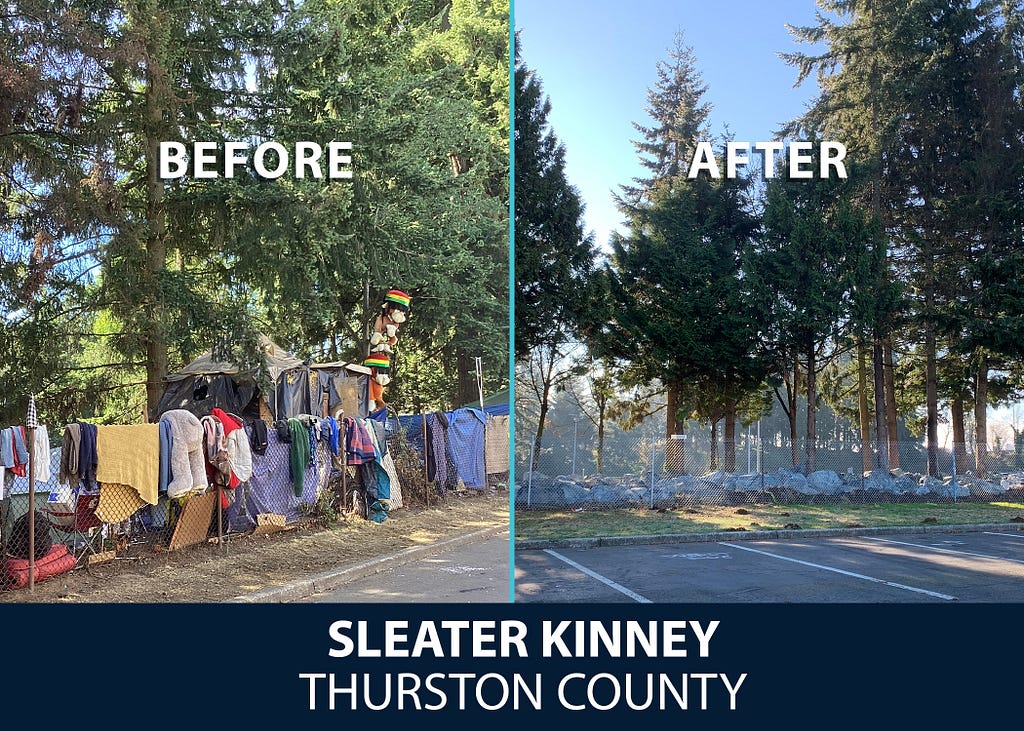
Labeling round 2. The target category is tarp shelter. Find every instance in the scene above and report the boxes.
[156,336,371,421]
[459,387,510,416]
[395,406,508,489]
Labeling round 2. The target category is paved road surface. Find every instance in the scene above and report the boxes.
[308,533,511,603]
[515,530,1024,603]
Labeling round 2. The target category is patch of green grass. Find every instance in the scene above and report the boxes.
[514,501,1024,541]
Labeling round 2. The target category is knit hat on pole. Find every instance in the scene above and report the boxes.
[384,289,411,313]
[364,353,390,372]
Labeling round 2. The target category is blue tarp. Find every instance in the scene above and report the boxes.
[394,407,488,489]
[446,408,487,488]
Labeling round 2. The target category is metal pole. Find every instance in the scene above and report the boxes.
[746,424,751,474]
[476,357,488,488]
[475,357,485,411]
[26,396,38,593]
[527,455,533,509]
[421,410,429,507]
[650,432,656,509]
[951,443,958,504]
[756,421,762,473]
[572,419,578,476]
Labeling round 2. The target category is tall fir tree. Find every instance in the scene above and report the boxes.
[513,38,599,466]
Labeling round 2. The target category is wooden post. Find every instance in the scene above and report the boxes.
[421,410,429,506]
[217,484,223,548]
[476,357,488,488]
[341,415,348,512]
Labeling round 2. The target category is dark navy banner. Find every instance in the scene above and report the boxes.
[7,602,1019,727]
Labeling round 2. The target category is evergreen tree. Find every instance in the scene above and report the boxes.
[513,39,599,466]
[599,33,765,473]
[754,151,880,473]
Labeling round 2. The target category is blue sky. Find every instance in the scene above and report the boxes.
[514,0,827,250]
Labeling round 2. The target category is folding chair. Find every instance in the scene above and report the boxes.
[42,487,105,566]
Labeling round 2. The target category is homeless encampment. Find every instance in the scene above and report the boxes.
[155,335,370,422]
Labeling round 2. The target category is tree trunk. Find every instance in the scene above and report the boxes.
[951,398,966,475]
[142,27,169,420]
[872,335,888,470]
[596,411,605,474]
[806,345,816,475]
[975,353,989,478]
[709,419,719,472]
[789,355,800,468]
[665,386,686,475]
[883,338,900,469]
[455,348,478,409]
[925,322,939,477]
[723,399,736,473]
[531,379,551,471]
[858,339,872,473]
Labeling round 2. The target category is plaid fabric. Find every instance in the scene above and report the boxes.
[26,396,37,429]
[344,417,375,465]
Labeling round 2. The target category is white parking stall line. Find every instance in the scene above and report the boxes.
[863,536,1024,565]
[983,532,1024,541]
[543,549,653,604]
[719,542,957,601]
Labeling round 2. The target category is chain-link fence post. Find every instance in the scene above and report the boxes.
[527,453,533,509]
[650,432,656,509]
[572,419,578,476]
[951,444,958,504]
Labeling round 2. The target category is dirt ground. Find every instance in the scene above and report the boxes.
[0,488,509,604]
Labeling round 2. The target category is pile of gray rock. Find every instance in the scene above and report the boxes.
[514,468,1023,509]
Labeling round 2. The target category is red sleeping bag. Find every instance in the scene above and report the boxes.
[3,543,78,589]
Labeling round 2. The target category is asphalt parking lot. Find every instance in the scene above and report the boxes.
[514,529,1024,603]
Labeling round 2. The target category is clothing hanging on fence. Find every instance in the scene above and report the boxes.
[74,422,98,491]
[425,412,457,493]
[446,408,487,489]
[95,423,160,507]
[158,419,174,496]
[321,417,340,457]
[344,417,375,465]
[201,413,231,492]
[212,408,253,487]
[161,409,207,498]
[246,418,268,456]
[485,414,510,475]
[95,481,146,523]
[367,418,403,510]
[288,417,310,497]
[58,423,81,489]
[364,420,391,504]
[31,425,51,483]
[1,426,29,477]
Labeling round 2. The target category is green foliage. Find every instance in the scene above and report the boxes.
[513,42,599,360]
[1,0,509,424]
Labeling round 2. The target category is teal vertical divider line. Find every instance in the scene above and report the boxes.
[507,0,516,604]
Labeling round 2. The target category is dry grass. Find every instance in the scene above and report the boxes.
[1,488,509,604]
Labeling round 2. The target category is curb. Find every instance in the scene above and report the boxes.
[514,521,1024,551]
[229,524,509,603]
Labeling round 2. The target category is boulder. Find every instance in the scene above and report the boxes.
[778,470,811,494]
[807,470,844,494]
[733,474,763,492]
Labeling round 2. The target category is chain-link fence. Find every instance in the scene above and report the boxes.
[1,409,510,593]
[0,412,463,592]
[515,428,1024,510]
[394,410,511,496]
